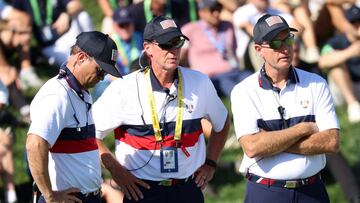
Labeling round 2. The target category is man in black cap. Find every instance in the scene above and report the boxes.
[26,31,122,203]
[93,16,230,203]
[231,14,340,203]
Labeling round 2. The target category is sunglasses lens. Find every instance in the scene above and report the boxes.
[285,38,294,46]
[269,40,282,49]
[159,39,185,50]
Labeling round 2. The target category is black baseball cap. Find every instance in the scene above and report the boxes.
[143,16,189,45]
[253,14,298,44]
[113,7,133,24]
[345,5,360,23]
[75,31,122,78]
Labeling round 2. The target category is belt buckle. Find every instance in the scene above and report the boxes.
[284,180,298,188]
[159,179,173,186]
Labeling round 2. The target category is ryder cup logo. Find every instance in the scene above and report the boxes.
[185,103,194,113]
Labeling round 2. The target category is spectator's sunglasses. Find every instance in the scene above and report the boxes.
[153,37,185,50]
[262,33,295,50]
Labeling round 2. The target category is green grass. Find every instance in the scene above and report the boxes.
[7,1,360,203]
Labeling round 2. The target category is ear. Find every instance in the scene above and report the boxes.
[76,52,87,65]
[254,44,263,58]
[143,42,152,57]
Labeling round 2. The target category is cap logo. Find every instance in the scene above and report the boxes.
[111,49,118,61]
[265,16,283,27]
[159,19,177,30]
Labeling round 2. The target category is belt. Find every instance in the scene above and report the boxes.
[246,173,320,188]
[143,176,193,187]
[78,188,102,197]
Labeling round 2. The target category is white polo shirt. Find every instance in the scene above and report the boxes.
[93,67,228,181]
[231,67,339,180]
[28,76,102,193]
[0,80,8,105]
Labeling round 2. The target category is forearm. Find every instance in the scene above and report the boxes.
[98,0,114,17]
[66,0,83,17]
[286,128,340,155]
[26,134,53,199]
[96,139,123,173]
[318,51,351,69]
[240,122,317,158]
[206,115,230,162]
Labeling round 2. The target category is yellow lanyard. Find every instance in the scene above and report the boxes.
[145,68,184,142]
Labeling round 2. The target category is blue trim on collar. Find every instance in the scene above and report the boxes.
[58,63,86,101]
[149,67,179,92]
[258,66,299,90]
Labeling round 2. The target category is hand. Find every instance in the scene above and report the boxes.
[194,164,216,190]
[45,188,82,203]
[52,13,70,36]
[111,166,150,201]
[347,40,360,58]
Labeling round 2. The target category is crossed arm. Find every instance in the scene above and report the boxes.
[239,122,339,158]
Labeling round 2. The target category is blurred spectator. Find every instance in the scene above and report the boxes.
[12,0,94,67]
[232,0,298,71]
[318,5,360,123]
[181,0,252,98]
[127,0,198,33]
[97,0,133,34]
[270,0,320,63]
[309,0,359,45]
[0,0,42,90]
[93,7,143,100]
[0,80,17,203]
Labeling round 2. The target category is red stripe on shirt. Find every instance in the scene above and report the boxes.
[114,128,203,150]
[50,138,98,153]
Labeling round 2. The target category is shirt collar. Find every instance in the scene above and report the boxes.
[258,65,299,90]
[149,67,179,93]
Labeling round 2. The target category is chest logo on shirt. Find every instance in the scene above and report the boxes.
[185,103,194,113]
[300,100,310,108]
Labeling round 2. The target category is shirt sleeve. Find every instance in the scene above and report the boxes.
[313,76,340,131]
[28,94,67,147]
[0,80,8,105]
[231,82,259,139]
[203,76,228,133]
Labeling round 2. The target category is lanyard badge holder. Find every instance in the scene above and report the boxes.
[145,69,188,173]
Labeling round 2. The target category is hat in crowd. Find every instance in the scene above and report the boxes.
[197,0,220,10]
[113,7,133,24]
[253,14,298,44]
[75,31,122,78]
[143,16,189,45]
[345,5,360,23]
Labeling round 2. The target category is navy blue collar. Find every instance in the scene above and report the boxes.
[149,67,179,93]
[258,65,299,91]
[58,63,86,101]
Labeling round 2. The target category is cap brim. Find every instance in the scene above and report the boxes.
[95,59,122,78]
[156,29,189,44]
[263,27,298,42]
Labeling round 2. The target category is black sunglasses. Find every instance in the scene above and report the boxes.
[154,38,185,50]
[96,66,107,77]
[263,33,295,50]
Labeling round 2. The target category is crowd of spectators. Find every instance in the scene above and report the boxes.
[1,0,360,202]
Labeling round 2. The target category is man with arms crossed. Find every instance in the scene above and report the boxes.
[231,14,340,203]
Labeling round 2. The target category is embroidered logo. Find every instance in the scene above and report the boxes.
[265,16,283,27]
[111,49,118,61]
[185,103,194,113]
[160,19,177,30]
[300,100,309,108]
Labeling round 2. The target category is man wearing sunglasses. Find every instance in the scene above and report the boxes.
[26,31,122,203]
[231,14,340,203]
[93,16,230,203]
